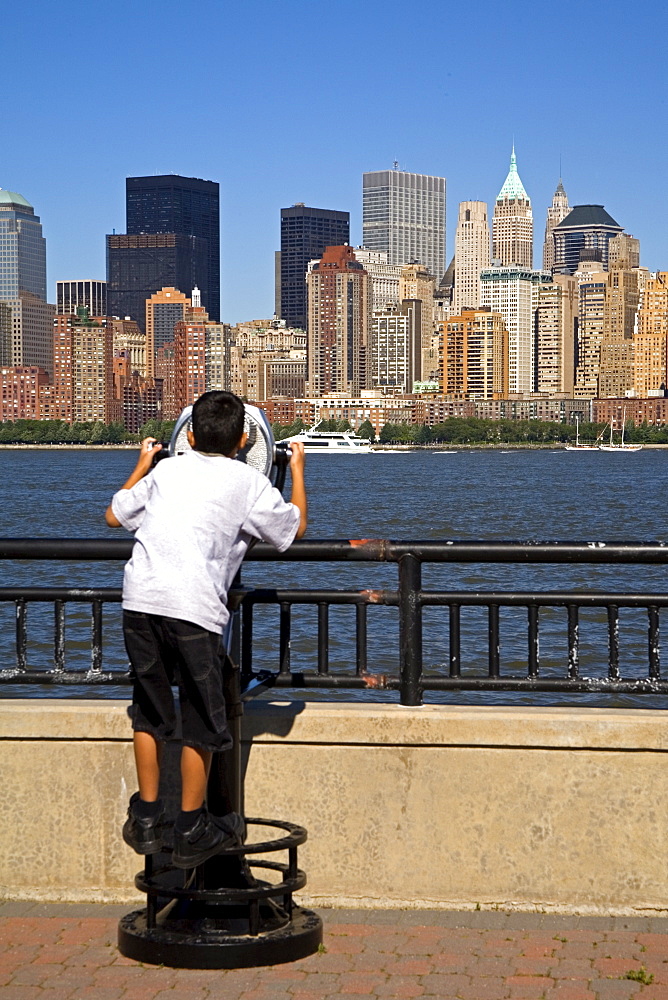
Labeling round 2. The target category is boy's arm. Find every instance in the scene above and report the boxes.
[105,438,161,527]
[288,442,307,539]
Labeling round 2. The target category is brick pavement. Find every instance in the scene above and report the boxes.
[2,902,668,1000]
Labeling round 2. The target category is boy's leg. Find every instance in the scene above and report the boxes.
[133,730,163,802]
[180,745,212,811]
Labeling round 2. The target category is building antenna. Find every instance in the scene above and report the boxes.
[393,160,399,170]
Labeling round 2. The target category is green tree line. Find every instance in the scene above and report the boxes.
[0,419,176,444]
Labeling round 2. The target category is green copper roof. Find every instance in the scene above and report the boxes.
[497,147,529,202]
[0,189,33,209]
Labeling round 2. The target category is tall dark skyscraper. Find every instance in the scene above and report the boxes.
[279,204,350,330]
[552,205,623,275]
[106,174,220,328]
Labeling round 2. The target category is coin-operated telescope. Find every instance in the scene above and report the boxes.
[158,403,291,492]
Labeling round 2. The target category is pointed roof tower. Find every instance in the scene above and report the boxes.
[497,147,530,203]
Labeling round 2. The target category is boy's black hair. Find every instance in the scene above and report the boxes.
[191,391,245,456]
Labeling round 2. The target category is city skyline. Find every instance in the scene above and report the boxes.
[2,0,666,325]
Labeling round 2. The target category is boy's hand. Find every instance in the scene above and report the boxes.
[289,441,305,474]
[288,442,307,539]
[137,437,161,474]
[105,438,161,526]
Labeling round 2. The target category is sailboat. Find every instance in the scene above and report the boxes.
[564,415,599,451]
[598,410,643,452]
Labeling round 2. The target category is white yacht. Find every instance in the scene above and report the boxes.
[284,422,372,454]
[564,415,599,451]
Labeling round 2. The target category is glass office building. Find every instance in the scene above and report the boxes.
[0,190,46,300]
[107,174,219,327]
[279,204,350,330]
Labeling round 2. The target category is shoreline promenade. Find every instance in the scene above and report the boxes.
[2,902,668,999]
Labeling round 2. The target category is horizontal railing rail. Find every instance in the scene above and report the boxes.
[1,538,668,704]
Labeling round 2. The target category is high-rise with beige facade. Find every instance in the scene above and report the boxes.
[453,202,490,315]
[440,308,508,399]
[534,275,578,395]
[371,300,422,393]
[306,245,371,396]
[145,287,190,378]
[574,262,607,397]
[543,181,569,272]
[52,309,115,423]
[399,262,435,382]
[634,272,668,397]
[492,149,533,268]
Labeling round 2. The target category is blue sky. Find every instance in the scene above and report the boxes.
[3,0,666,324]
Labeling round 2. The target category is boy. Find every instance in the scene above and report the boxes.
[105,391,307,868]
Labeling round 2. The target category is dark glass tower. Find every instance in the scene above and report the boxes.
[280,205,350,329]
[107,174,219,327]
[552,205,623,275]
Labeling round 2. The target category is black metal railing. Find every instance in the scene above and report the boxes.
[1,538,668,705]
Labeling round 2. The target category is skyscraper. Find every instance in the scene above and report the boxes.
[453,201,491,314]
[362,168,446,282]
[492,149,533,269]
[107,174,219,327]
[0,188,54,375]
[306,245,371,396]
[634,272,668,397]
[278,205,350,330]
[480,266,551,393]
[399,262,436,382]
[543,181,570,272]
[145,287,190,378]
[534,275,578,395]
[57,280,107,318]
[440,308,508,399]
[553,205,623,275]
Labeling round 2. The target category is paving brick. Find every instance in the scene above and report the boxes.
[8,963,62,986]
[553,958,594,978]
[0,988,45,1000]
[419,972,471,993]
[506,957,555,977]
[373,976,425,997]
[587,979,642,998]
[550,986,596,1000]
[391,958,434,975]
[595,958,647,977]
[507,973,555,998]
[337,971,388,993]
[298,972,343,992]
[455,977,511,999]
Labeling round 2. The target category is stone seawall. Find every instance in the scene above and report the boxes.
[1,700,666,914]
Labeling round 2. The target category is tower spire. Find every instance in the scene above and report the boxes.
[497,147,529,202]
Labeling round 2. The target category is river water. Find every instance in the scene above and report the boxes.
[1,446,668,708]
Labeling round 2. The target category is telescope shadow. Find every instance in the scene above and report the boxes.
[238,697,307,796]
[135,697,307,824]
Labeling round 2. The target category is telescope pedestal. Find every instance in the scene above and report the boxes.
[117,820,322,968]
[118,643,322,968]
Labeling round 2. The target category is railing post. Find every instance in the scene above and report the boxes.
[398,553,422,706]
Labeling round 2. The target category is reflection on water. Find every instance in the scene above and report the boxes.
[1,446,668,708]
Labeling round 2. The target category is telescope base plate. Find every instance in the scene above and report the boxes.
[118,900,322,968]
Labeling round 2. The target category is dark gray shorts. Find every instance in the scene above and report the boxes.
[122,610,233,752]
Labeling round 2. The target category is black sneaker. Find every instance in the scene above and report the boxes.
[172,810,245,869]
[122,793,165,855]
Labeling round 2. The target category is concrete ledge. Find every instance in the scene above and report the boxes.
[1,699,666,914]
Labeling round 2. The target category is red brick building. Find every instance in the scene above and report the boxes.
[0,366,50,420]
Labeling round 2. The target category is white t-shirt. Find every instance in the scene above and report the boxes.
[111,450,300,633]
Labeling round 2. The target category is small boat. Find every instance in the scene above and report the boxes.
[598,411,642,452]
[284,422,372,454]
[564,415,599,451]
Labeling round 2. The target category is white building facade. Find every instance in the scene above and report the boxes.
[362,169,446,283]
[453,201,490,315]
[480,266,551,393]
